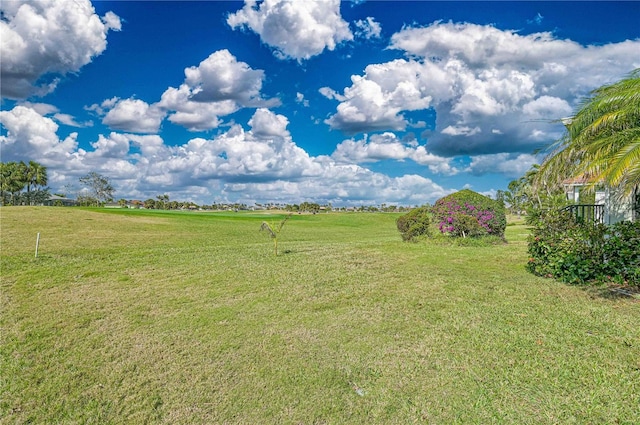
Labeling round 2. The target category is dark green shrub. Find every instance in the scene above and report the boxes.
[602,221,640,285]
[396,206,431,241]
[432,189,506,238]
[527,210,639,287]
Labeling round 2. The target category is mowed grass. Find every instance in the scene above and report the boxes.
[1,207,638,424]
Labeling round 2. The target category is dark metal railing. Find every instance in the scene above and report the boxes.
[561,204,605,224]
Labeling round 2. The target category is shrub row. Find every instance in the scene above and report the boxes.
[527,209,640,287]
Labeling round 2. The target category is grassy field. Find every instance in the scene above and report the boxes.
[1,207,638,424]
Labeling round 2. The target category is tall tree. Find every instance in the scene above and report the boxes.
[11,162,27,205]
[536,68,640,197]
[0,161,50,205]
[156,194,169,210]
[79,172,115,206]
[0,162,25,205]
[144,198,156,209]
[24,160,48,205]
[506,177,528,217]
[29,161,47,190]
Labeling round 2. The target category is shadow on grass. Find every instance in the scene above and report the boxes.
[583,285,640,302]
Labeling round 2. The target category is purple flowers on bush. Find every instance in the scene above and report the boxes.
[432,189,506,238]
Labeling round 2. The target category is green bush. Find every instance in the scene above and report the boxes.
[432,189,506,238]
[527,210,640,287]
[602,221,640,285]
[396,206,431,241]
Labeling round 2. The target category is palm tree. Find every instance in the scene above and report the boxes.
[24,161,48,205]
[536,68,640,197]
[0,162,17,205]
[31,161,47,189]
[0,162,27,205]
[156,194,169,210]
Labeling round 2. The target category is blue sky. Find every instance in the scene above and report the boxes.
[1,1,639,206]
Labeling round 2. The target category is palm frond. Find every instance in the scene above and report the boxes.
[276,214,292,232]
[260,222,276,238]
[536,68,640,196]
[604,135,640,192]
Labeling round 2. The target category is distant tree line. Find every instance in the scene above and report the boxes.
[136,195,199,210]
[0,161,49,206]
[120,199,414,212]
[0,161,432,212]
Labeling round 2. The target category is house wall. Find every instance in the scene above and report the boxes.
[566,186,580,203]
[565,185,603,204]
[564,184,635,224]
[606,187,634,224]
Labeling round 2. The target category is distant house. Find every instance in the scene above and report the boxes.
[43,195,77,206]
[129,200,144,209]
[563,176,639,224]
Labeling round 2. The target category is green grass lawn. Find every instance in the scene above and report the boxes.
[2,207,638,424]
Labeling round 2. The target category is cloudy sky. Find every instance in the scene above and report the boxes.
[1,0,639,206]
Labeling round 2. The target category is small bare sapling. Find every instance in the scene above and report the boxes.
[260,214,291,255]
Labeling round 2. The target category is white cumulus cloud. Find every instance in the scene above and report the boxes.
[159,50,279,132]
[184,49,276,106]
[0,105,78,164]
[325,59,436,133]
[354,17,382,39]
[17,102,92,127]
[522,95,573,119]
[101,98,166,134]
[467,153,538,177]
[441,125,481,137]
[331,132,458,175]
[1,105,452,206]
[91,50,280,133]
[227,0,353,61]
[158,84,238,132]
[324,21,640,156]
[0,0,121,99]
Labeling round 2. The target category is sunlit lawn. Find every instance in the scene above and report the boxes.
[1,207,638,424]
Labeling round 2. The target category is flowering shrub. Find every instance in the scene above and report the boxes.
[396,206,431,241]
[432,190,506,238]
[527,209,640,287]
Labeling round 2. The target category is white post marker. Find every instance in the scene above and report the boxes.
[35,232,40,258]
